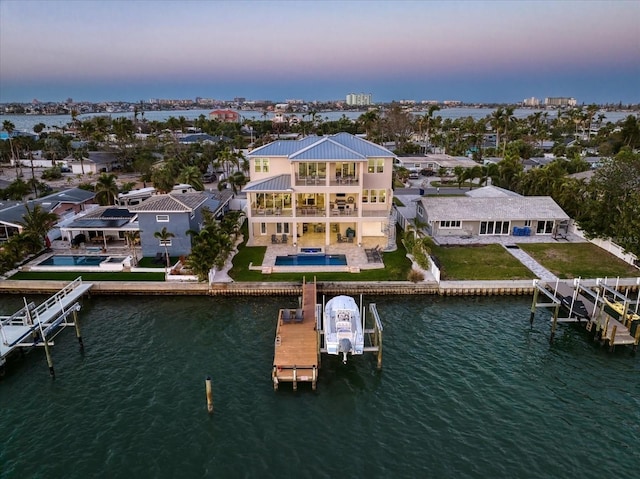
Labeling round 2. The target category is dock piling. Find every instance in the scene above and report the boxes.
[205,376,213,413]
[72,309,84,352]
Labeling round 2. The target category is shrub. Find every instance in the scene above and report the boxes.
[407,269,425,283]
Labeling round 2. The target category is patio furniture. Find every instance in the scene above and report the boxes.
[282,309,292,323]
[271,234,280,244]
[281,234,288,244]
[294,308,304,323]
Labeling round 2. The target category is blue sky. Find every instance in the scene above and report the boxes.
[1,0,639,104]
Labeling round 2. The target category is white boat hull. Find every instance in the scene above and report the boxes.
[324,295,364,361]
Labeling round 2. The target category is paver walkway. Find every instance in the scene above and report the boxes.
[503,245,558,281]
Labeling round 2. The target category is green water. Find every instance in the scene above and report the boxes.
[1,295,638,478]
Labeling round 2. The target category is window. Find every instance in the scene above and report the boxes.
[159,239,172,246]
[156,215,169,222]
[368,159,384,173]
[536,220,554,234]
[363,189,386,204]
[260,223,267,235]
[480,221,510,235]
[439,220,462,228]
[254,158,269,173]
[524,220,531,227]
[416,204,424,217]
[276,223,290,234]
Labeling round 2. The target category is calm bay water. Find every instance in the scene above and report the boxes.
[1,108,635,133]
[0,294,638,479]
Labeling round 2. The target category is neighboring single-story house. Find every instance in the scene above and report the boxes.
[1,187,96,243]
[395,154,477,174]
[178,133,231,145]
[60,206,139,248]
[416,190,570,238]
[62,151,120,175]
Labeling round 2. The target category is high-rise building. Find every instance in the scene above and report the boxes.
[346,93,373,106]
[522,97,540,107]
[544,97,577,107]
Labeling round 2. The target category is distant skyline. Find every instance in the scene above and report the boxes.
[1,0,639,104]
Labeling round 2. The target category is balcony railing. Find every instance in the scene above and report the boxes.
[252,208,293,217]
[295,207,327,217]
[295,175,327,186]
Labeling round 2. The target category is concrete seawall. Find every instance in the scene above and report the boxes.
[1,278,638,296]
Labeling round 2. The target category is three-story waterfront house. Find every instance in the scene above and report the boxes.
[244,133,395,248]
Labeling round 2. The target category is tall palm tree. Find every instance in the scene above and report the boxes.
[17,203,59,252]
[72,147,87,175]
[2,120,20,178]
[94,173,119,205]
[154,227,175,268]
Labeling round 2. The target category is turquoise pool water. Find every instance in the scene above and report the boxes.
[38,255,109,266]
[275,254,347,266]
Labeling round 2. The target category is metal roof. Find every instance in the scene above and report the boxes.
[243,174,291,192]
[420,196,570,222]
[248,132,394,160]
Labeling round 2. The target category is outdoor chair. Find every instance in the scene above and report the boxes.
[294,308,304,323]
[271,234,280,244]
[282,309,292,323]
[282,234,288,244]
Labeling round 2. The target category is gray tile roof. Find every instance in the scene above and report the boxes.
[129,192,209,213]
[248,132,394,160]
[243,174,292,192]
[420,196,569,222]
[465,186,522,198]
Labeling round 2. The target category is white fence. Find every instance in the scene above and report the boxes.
[569,221,639,267]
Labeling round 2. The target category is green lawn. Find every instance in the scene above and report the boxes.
[9,271,166,281]
[429,243,536,280]
[517,243,639,279]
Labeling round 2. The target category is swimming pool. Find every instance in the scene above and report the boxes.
[275,254,347,266]
[38,255,109,266]
[31,255,130,272]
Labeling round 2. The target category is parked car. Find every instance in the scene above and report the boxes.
[60,166,71,173]
[420,169,435,176]
[203,173,217,183]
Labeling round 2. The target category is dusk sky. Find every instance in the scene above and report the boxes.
[1,0,639,104]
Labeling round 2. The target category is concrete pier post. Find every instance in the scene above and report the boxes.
[205,376,213,413]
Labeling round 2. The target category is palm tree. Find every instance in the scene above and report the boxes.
[154,227,175,268]
[217,171,247,194]
[72,147,87,175]
[178,165,204,191]
[94,173,119,205]
[2,120,20,178]
[124,231,140,266]
[17,203,59,252]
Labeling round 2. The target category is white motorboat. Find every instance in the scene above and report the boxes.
[324,295,364,363]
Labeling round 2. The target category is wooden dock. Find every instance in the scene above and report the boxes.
[531,279,640,351]
[271,278,319,390]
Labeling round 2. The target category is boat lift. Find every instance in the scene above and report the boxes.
[318,294,383,370]
[0,277,93,377]
[530,277,639,351]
